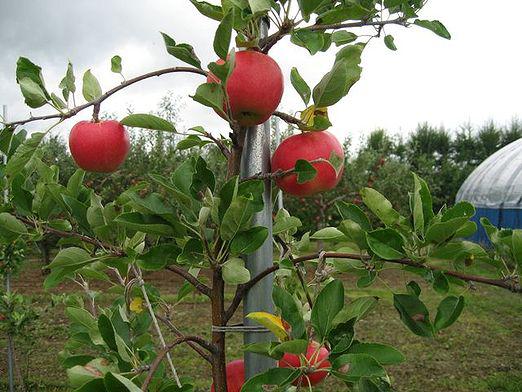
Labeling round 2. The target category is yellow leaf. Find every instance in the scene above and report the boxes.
[130,297,144,314]
[246,311,289,341]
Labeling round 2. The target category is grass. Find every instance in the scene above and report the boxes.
[1,261,521,392]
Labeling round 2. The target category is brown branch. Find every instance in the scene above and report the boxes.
[166,266,212,298]
[20,215,213,297]
[5,66,208,128]
[261,17,407,53]
[156,314,213,363]
[273,110,302,126]
[227,251,520,319]
[142,335,211,391]
[18,216,124,256]
[308,17,407,32]
[241,158,330,183]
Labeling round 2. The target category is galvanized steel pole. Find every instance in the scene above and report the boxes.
[274,117,284,211]
[3,104,15,392]
[240,18,276,379]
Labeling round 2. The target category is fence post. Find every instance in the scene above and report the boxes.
[2,104,15,392]
[240,17,276,379]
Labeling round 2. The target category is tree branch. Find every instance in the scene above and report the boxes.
[18,216,124,256]
[227,251,520,320]
[166,265,212,298]
[4,66,207,128]
[240,158,330,183]
[308,17,407,32]
[273,110,302,126]
[156,314,214,363]
[261,17,407,53]
[142,335,212,391]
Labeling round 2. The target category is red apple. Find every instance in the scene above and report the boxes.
[69,120,130,173]
[210,359,244,392]
[271,131,344,197]
[278,341,331,386]
[207,50,284,127]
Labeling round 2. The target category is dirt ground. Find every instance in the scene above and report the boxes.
[1,258,521,392]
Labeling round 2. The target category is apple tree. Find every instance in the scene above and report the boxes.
[1,1,521,391]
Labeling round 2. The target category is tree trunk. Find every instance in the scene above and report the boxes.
[211,268,228,392]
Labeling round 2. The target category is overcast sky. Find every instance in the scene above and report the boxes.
[1,0,521,145]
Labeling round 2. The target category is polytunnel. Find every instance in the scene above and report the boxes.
[456,138,522,243]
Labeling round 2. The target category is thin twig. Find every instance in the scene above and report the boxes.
[166,265,212,297]
[4,66,207,128]
[141,335,209,391]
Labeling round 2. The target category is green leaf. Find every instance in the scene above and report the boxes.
[189,0,223,21]
[272,286,306,339]
[5,132,45,177]
[313,46,362,107]
[332,31,358,46]
[365,228,404,260]
[384,35,397,51]
[291,29,329,55]
[50,92,67,109]
[103,372,141,392]
[393,294,433,337]
[317,4,370,24]
[332,353,386,381]
[230,226,268,255]
[160,32,202,69]
[311,279,345,340]
[220,195,255,240]
[272,213,302,235]
[65,307,98,331]
[425,202,475,243]
[334,296,378,324]
[433,271,449,295]
[191,82,226,117]
[120,113,175,132]
[48,247,93,269]
[336,201,371,231]
[98,314,117,351]
[297,0,325,20]
[512,229,522,270]
[406,281,421,297]
[290,67,311,105]
[0,213,28,241]
[16,57,49,99]
[294,159,317,184]
[270,339,308,358]
[240,368,299,391]
[348,343,405,365]
[434,295,464,331]
[248,0,271,14]
[18,77,48,108]
[82,69,102,102]
[329,318,355,355]
[213,9,233,59]
[311,226,345,240]
[137,244,181,271]
[59,61,76,101]
[110,55,122,73]
[414,19,451,39]
[114,212,177,237]
[360,187,403,227]
[222,257,251,285]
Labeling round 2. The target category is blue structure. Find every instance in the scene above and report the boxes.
[456,138,522,243]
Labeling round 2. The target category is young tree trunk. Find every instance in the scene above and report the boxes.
[211,268,228,392]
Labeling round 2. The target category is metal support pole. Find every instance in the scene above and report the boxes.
[240,17,275,379]
[273,117,284,211]
[3,104,15,392]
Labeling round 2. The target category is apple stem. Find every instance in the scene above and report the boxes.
[92,103,101,123]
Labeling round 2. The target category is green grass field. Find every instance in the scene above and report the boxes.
[1,261,521,392]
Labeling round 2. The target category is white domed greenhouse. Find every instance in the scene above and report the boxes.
[456,138,522,243]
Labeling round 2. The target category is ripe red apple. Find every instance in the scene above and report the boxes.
[271,131,344,197]
[278,341,331,386]
[210,359,244,392]
[69,120,130,173]
[207,50,283,127]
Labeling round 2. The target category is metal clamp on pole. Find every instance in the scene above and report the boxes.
[239,17,276,379]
